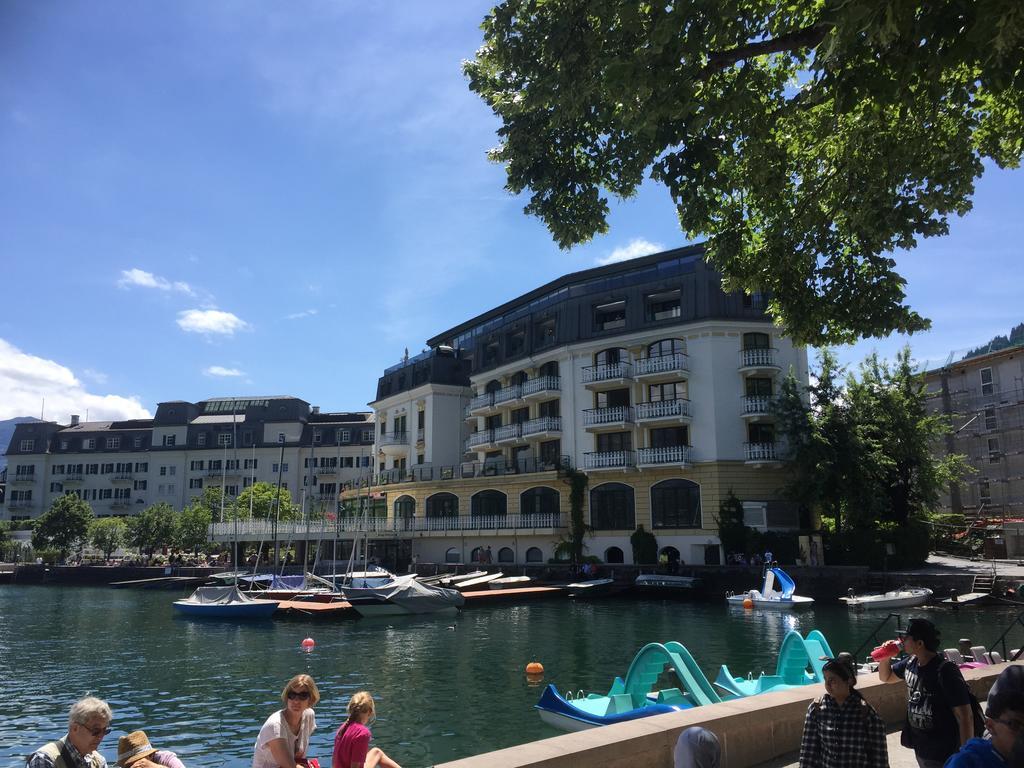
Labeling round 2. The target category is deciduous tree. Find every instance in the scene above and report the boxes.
[466,1,1023,344]
[233,482,300,522]
[127,502,177,559]
[32,495,94,562]
[176,501,212,556]
[89,516,127,561]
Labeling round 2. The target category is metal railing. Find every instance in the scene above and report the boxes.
[740,348,778,368]
[466,430,494,449]
[521,375,561,397]
[744,442,779,462]
[522,416,561,436]
[584,450,635,469]
[742,395,774,415]
[112,473,134,481]
[493,423,523,442]
[357,455,571,487]
[635,352,689,377]
[208,512,565,539]
[635,398,691,421]
[987,610,1024,662]
[12,472,36,483]
[465,393,495,416]
[379,432,408,447]
[62,473,84,482]
[637,445,691,466]
[582,361,633,383]
[493,384,522,405]
[583,405,634,426]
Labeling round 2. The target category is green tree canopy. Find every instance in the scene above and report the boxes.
[32,495,94,561]
[89,516,127,560]
[127,502,178,559]
[465,1,1023,345]
[233,482,301,522]
[177,501,212,556]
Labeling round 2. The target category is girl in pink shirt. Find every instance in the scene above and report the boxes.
[331,692,400,768]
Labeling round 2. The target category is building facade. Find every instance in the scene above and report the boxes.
[925,344,1024,518]
[1,397,374,522]
[345,244,809,567]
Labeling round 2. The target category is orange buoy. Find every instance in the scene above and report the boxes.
[743,598,754,609]
[301,637,315,649]
[525,661,544,675]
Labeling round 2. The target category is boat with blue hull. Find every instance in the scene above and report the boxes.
[173,585,279,619]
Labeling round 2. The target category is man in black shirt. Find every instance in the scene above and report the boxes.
[878,617,974,768]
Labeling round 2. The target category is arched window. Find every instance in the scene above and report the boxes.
[498,547,515,563]
[659,546,681,563]
[525,546,543,563]
[647,338,685,358]
[595,347,627,365]
[743,332,770,350]
[394,495,415,520]
[605,546,624,564]
[471,490,507,517]
[520,487,559,517]
[510,370,528,386]
[590,483,635,530]
[426,492,459,518]
[470,546,483,563]
[445,547,460,564]
[651,479,701,528]
[539,360,559,377]
[485,379,502,393]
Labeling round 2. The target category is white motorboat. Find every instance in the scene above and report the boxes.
[489,575,532,589]
[341,574,465,617]
[726,567,814,610]
[840,587,933,611]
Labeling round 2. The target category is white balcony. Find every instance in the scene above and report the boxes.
[744,442,782,464]
[583,406,635,430]
[582,361,633,389]
[635,352,689,380]
[465,393,497,418]
[466,430,495,451]
[62,473,84,482]
[11,473,36,483]
[739,348,780,373]
[493,423,523,445]
[584,450,636,470]
[741,395,774,420]
[635,398,692,423]
[521,375,561,400]
[493,384,522,406]
[522,416,561,439]
[637,445,691,467]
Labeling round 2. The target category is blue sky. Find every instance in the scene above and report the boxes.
[1,1,1022,422]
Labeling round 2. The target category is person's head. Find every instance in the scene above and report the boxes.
[115,731,158,767]
[822,654,857,700]
[67,697,112,755]
[673,727,721,768]
[281,674,320,711]
[347,691,376,725]
[986,692,1024,758]
[897,618,940,654]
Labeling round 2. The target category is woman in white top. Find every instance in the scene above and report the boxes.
[253,674,319,768]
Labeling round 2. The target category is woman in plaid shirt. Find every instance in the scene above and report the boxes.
[799,656,888,768]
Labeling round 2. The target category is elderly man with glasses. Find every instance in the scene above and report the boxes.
[27,697,113,768]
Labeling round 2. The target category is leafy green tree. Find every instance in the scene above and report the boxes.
[32,495,94,562]
[715,491,748,557]
[89,516,127,561]
[465,1,1023,345]
[629,525,658,565]
[127,502,178,559]
[562,468,589,567]
[177,501,212,556]
[233,482,300,522]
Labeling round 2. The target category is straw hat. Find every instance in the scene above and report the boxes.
[116,731,158,767]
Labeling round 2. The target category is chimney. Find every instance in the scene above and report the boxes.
[312,406,320,415]
[71,415,80,426]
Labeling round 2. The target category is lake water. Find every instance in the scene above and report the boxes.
[0,585,1019,768]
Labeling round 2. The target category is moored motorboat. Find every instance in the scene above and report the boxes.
[342,574,465,617]
[173,585,279,619]
[566,578,615,598]
[489,576,531,589]
[634,574,700,597]
[840,587,932,611]
[726,567,814,609]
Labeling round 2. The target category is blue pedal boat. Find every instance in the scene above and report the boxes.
[714,629,833,697]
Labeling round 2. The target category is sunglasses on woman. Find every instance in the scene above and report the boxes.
[287,690,311,700]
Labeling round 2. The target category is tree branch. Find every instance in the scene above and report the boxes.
[702,23,833,75]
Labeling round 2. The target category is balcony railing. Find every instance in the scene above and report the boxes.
[112,472,134,481]
[465,393,495,417]
[493,423,523,442]
[742,395,774,415]
[745,442,780,462]
[740,348,778,369]
[205,468,241,478]
[584,450,635,470]
[466,430,494,449]
[521,375,561,397]
[582,361,633,384]
[583,405,634,426]
[6,500,33,509]
[637,445,691,466]
[522,416,561,436]
[635,352,689,377]
[313,466,338,476]
[354,455,571,488]
[493,385,522,405]
[635,398,691,421]
[63,473,84,482]
[12,472,36,483]
[379,432,408,447]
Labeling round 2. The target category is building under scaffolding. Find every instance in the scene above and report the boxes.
[925,338,1024,519]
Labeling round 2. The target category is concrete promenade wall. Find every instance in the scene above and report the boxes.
[436,663,1014,768]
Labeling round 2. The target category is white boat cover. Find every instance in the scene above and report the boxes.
[186,585,259,604]
[346,575,465,613]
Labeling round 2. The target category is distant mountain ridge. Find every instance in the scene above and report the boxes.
[0,417,44,473]
[965,322,1024,359]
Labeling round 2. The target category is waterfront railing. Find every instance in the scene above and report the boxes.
[208,512,564,539]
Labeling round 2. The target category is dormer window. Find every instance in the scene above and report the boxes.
[594,300,626,331]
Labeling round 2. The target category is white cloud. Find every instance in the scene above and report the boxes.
[0,338,150,421]
[81,368,109,385]
[118,268,195,296]
[285,309,318,320]
[204,365,245,377]
[177,309,250,336]
[596,238,665,266]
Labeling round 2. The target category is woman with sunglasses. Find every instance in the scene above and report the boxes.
[253,675,320,768]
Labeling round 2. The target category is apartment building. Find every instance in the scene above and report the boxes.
[925,344,1024,517]
[1,396,374,521]
[347,244,809,567]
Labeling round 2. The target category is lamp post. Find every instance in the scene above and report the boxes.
[273,432,285,570]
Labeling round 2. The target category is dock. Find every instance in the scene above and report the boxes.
[461,585,566,605]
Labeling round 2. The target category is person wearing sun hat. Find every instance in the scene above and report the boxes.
[114,732,185,768]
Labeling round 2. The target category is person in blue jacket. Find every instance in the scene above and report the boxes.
[945,692,1024,768]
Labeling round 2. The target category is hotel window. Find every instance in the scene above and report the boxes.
[748,423,775,444]
[649,426,688,448]
[162,434,176,447]
[595,347,627,366]
[135,462,148,472]
[167,483,176,495]
[417,411,425,429]
[52,465,64,475]
[243,477,253,488]
[511,407,529,425]
[533,316,556,349]
[160,466,167,476]
[114,488,131,500]
[362,430,372,442]
[417,453,424,465]
[19,439,34,452]
[745,377,773,397]
[743,332,771,349]
[225,485,238,497]
[87,464,101,474]
[218,433,232,447]
[60,440,69,450]
[594,300,626,331]
[313,429,322,444]
[505,328,526,357]
[272,463,289,473]
[540,439,561,465]
[50,482,62,493]
[483,338,500,366]
[989,438,1000,463]
[244,458,258,469]
[99,488,112,500]
[133,436,143,448]
[651,479,701,529]
[649,382,685,402]
[520,486,559,516]
[979,479,992,505]
[985,406,997,430]
[189,478,203,489]
[226,459,239,471]
[16,464,34,476]
[538,399,560,418]
[190,460,204,471]
[197,433,207,447]
[596,431,631,452]
[742,291,765,309]
[158,484,166,495]
[209,460,222,471]
[590,482,635,530]
[82,438,95,450]
[595,388,630,409]
[134,480,147,491]
[980,368,994,396]
[341,430,351,442]
[169,466,176,475]
[107,437,120,449]
[645,290,681,321]
[243,430,253,446]
[647,338,685,358]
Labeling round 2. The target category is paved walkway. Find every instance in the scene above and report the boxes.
[756,724,919,768]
